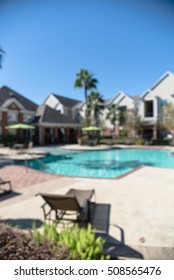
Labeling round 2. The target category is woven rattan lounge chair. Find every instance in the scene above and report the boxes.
[36,188,95,225]
[0,178,12,194]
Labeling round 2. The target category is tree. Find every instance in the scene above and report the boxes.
[106,103,121,135]
[124,108,142,138]
[0,47,5,68]
[87,91,104,126]
[159,102,174,137]
[74,69,98,125]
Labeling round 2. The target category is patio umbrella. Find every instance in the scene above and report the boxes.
[82,126,101,131]
[5,123,35,130]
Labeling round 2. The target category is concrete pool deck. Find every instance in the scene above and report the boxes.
[0,145,174,259]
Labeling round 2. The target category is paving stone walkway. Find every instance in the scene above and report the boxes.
[0,165,59,190]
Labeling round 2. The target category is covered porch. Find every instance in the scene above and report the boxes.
[38,125,79,145]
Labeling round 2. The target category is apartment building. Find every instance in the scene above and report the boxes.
[1,71,174,145]
[0,87,81,145]
[34,93,81,145]
[139,71,174,139]
[101,71,174,139]
[0,86,37,143]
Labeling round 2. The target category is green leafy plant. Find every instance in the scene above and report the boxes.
[58,224,109,260]
[134,139,145,145]
[33,223,110,260]
[119,129,128,137]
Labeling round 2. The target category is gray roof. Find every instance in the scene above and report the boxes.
[131,95,141,103]
[53,94,81,108]
[36,105,79,125]
[104,99,111,106]
[0,86,38,111]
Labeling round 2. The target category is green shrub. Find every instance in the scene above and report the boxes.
[134,139,145,145]
[114,137,127,144]
[33,223,110,260]
[150,139,170,145]
[0,223,69,260]
[119,129,128,137]
[58,224,110,260]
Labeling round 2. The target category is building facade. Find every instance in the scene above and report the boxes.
[1,71,174,145]
[0,86,37,144]
[139,71,174,140]
[35,94,81,145]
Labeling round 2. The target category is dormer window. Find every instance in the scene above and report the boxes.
[145,101,153,117]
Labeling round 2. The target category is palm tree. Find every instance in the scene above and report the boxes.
[87,91,104,126]
[0,47,5,68]
[74,69,98,125]
[106,103,121,136]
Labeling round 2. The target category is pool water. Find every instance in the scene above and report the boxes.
[23,148,174,178]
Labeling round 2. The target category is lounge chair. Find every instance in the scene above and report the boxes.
[11,143,25,154]
[36,188,95,225]
[0,178,12,194]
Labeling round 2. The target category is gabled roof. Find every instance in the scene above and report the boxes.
[140,71,174,99]
[72,101,84,109]
[140,89,152,99]
[35,104,79,125]
[52,94,81,108]
[0,86,38,111]
[151,71,174,91]
[108,90,135,106]
[108,91,125,105]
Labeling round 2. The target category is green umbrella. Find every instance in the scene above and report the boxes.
[82,126,101,131]
[5,123,35,130]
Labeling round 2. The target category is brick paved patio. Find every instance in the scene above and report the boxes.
[0,165,60,190]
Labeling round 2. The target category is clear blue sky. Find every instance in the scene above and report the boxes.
[1,0,174,104]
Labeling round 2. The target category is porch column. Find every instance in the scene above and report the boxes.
[18,112,24,140]
[66,128,70,143]
[50,128,54,143]
[54,128,59,143]
[39,126,45,145]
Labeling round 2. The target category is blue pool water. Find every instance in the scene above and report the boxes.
[23,148,174,178]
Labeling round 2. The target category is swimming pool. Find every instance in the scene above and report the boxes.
[23,148,174,178]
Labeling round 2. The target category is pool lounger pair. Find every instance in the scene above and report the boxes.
[36,188,95,225]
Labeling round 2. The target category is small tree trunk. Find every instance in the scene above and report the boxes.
[85,87,89,126]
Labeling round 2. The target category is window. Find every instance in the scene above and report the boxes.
[119,106,127,112]
[7,111,18,123]
[144,101,153,117]
[23,113,33,123]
